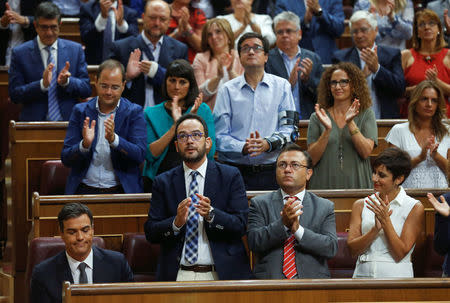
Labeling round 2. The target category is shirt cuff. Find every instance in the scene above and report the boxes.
[0,22,9,29]
[95,13,108,31]
[147,61,158,78]
[116,19,128,33]
[372,64,381,78]
[79,140,90,153]
[60,77,70,87]
[40,79,49,92]
[172,219,181,234]
[201,79,217,96]
[294,225,305,241]
[110,133,119,148]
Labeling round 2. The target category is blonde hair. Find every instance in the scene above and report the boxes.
[200,18,234,53]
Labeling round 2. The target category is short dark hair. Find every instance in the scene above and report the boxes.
[58,203,93,232]
[97,59,126,82]
[277,143,313,169]
[372,147,412,184]
[162,59,199,108]
[35,2,61,23]
[237,32,269,56]
[175,113,209,138]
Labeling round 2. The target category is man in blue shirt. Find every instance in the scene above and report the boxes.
[213,32,296,190]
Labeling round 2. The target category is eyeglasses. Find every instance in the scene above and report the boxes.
[176,132,204,142]
[240,45,264,54]
[99,84,122,91]
[330,79,350,88]
[277,162,308,171]
[418,21,438,29]
[350,27,370,35]
[36,24,59,32]
[275,28,297,35]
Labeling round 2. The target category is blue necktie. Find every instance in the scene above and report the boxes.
[185,171,199,264]
[103,11,113,60]
[45,46,63,121]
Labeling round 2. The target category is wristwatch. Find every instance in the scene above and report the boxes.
[206,206,215,222]
[313,8,323,17]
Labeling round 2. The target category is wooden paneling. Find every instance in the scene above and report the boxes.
[62,279,450,303]
[0,271,13,303]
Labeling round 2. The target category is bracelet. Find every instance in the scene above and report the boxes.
[182,28,194,38]
[350,128,360,136]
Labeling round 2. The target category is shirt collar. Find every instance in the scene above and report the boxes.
[281,188,306,204]
[389,186,407,206]
[239,72,270,90]
[37,36,58,52]
[95,97,121,116]
[278,46,301,60]
[141,31,164,48]
[66,248,94,274]
[183,158,208,180]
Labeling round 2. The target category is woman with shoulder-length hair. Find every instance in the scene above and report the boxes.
[307,62,377,189]
[386,80,450,188]
[348,147,424,278]
[142,59,216,192]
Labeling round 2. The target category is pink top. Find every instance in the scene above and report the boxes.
[192,49,244,110]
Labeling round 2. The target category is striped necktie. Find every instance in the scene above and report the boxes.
[184,171,199,264]
[283,196,298,279]
[103,11,113,61]
[45,46,62,121]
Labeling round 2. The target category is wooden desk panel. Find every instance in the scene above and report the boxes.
[62,279,450,303]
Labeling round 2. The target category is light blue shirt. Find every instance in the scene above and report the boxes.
[279,47,302,114]
[213,72,295,165]
[80,97,120,188]
[52,0,82,16]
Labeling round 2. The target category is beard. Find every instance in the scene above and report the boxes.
[180,143,207,163]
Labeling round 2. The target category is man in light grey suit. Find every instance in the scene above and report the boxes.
[247,144,337,279]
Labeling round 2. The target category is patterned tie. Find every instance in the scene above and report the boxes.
[283,196,298,279]
[78,262,88,284]
[184,171,200,264]
[103,11,113,61]
[45,46,62,121]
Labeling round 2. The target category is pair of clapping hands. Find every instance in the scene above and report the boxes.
[174,193,212,228]
[82,114,116,148]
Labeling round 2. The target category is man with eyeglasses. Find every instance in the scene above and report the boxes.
[8,1,91,121]
[265,11,323,119]
[109,0,188,109]
[247,143,337,279]
[214,32,296,191]
[332,10,405,119]
[62,59,147,194]
[145,113,252,281]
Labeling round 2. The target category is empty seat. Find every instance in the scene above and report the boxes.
[122,233,160,282]
[327,232,357,278]
[39,160,70,195]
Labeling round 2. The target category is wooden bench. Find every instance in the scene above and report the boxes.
[61,279,450,303]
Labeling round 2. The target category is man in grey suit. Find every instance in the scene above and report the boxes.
[247,144,338,279]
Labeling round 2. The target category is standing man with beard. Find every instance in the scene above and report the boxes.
[145,113,252,281]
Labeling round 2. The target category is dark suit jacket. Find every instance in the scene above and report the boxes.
[0,0,43,65]
[109,35,188,107]
[79,0,139,64]
[248,190,338,279]
[436,192,450,276]
[30,246,134,303]
[144,160,252,281]
[61,97,147,194]
[8,38,91,121]
[275,0,345,64]
[332,45,405,119]
[265,47,323,119]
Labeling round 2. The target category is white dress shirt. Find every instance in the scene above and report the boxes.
[66,248,94,284]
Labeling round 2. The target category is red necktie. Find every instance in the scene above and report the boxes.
[283,196,298,279]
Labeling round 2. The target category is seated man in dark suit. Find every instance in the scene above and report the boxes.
[30,202,134,303]
[247,144,338,279]
[8,1,91,121]
[145,113,252,281]
[80,0,139,64]
[61,59,147,194]
[332,10,405,119]
[265,11,323,120]
[109,0,188,108]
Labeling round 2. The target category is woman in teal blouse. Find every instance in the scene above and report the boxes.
[143,59,216,192]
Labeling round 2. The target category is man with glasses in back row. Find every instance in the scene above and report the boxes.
[213,32,296,191]
[145,113,252,281]
[332,10,405,119]
[8,1,91,121]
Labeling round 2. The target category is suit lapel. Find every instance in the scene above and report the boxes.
[86,99,100,150]
[159,38,172,67]
[57,252,74,284]
[57,38,65,73]
[203,161,218,207]
[272,49,290,79]
[31,38,45,71]
[172,165,187,203]
[270,189,284,220]
[137,35,155,61]
[92,247,105,282]
[300,192,312,228]
[350,47,362,69]
[113,97,126,133]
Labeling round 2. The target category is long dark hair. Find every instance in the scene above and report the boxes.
[162,59,199,108]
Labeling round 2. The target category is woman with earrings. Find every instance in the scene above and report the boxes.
[348,147,424,278]
[386,80,450,188]
[142,59,216,192]
[307,62,377,189]
[401,9,450,117]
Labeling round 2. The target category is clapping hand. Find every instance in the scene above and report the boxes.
[191,92,203,114]
[43,63,55,88]
[360,46,379,74]
[427,193,450,217]
[104,114,115,144]
[243,130,269,157]
[171,96,182,122]
[425,65,438,82]
[126,49,141,80]
[366,193,393,230]
[113,0,124,26]
[345,98,360,123]
[82,117,96,149]
[314,103,332,130]
[57,61,71,85]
